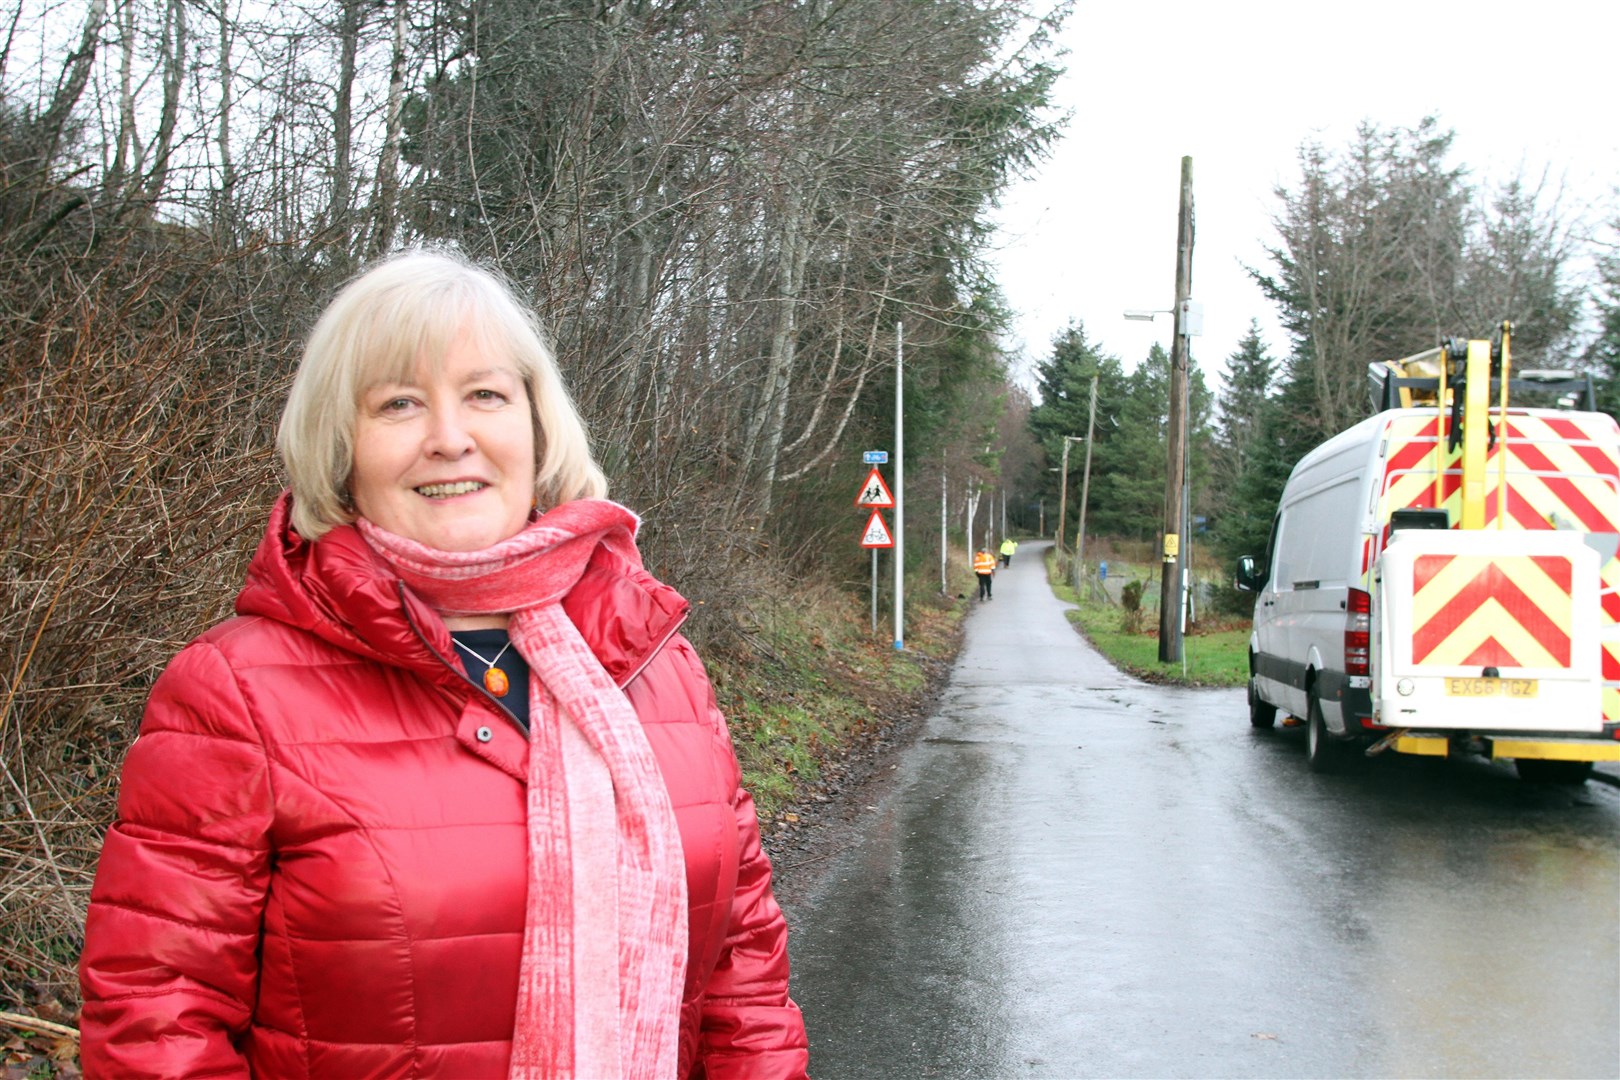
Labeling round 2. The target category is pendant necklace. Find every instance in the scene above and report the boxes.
[453,635,514,697]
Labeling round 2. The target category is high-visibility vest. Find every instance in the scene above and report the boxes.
[973,551,996,574]
[999,539,1017,556]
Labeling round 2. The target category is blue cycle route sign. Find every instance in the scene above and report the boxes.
[863,450,889,464]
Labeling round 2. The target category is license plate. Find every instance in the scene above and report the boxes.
[1445,677,1538,698]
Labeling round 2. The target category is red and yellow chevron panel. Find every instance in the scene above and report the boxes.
[1379,414,1620,532]
[1376,410,1620,718]
[1410,553,1573,668]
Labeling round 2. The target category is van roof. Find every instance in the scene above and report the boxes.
[1289,406,1619,480]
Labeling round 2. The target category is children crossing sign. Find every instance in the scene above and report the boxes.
[860,510,894,549]
[855,467,895,508]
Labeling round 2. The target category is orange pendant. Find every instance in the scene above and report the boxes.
[483,667,510,697]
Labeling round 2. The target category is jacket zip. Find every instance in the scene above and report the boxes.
[397,581,527,734]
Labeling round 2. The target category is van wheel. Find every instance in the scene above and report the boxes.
[1305,694,1347,774]
[1515,759,1594,785]
[1248,674,1276,729]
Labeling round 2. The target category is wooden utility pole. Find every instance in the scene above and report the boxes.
[1159,156,1194,663]
[1057,434,1084,563]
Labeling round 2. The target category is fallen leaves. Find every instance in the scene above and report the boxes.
[1,1006,80,1077]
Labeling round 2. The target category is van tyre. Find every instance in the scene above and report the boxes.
[1305,693,1349,774]
[1515,759,1594,785]
[1248,673,1276,729]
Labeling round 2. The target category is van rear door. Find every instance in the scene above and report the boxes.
[1374,529,1603,732]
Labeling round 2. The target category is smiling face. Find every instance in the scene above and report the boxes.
[348,324,537,552]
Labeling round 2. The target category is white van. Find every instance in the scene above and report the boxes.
[1237,415,1388,771]
[1237,400,1620,779]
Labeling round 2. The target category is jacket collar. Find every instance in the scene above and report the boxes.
[237,492,690,689]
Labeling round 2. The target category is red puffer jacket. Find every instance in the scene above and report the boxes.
[79,495,809,1079]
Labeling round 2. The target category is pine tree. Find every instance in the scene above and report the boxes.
[1027,321,1130,541]
[1222,360,1322,564]
[1091,344,1169,539]
[1210,321,1275,514]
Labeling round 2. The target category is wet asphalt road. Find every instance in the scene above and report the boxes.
[782,540,1620,1079]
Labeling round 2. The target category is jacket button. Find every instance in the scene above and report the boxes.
[475,726,493,743]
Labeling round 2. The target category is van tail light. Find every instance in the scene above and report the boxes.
[1345,587,1371,677]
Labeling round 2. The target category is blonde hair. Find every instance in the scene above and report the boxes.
[277,248,607,539]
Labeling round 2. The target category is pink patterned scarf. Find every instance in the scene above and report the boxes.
[358,500,687,1079]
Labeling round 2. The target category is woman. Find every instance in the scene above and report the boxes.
[79,250,810,1079]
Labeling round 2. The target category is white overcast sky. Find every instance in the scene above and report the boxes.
[990,0,1620,393]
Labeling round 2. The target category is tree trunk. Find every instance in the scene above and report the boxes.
[0,4,27,81]
[739,177,814,515]
[214,0,237,233]
[141,0,186,205]
[331,0,363,255]
[964,482,981,567]
[368,0,409,257]
[38,0,109,163]
[111,0,136,192]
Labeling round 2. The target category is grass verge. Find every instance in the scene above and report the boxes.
[705,568,967,829]
[1046,549,1247,688]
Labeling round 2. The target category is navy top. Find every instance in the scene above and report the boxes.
[448,628,531,731]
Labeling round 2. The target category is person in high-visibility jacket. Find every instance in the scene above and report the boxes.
[973,548,997,600]
[999,537,1017,567]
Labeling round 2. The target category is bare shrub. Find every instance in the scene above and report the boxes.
[1119,578,1146,635]
[0,200,301,1006]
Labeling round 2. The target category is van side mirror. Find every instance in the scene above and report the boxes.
[1235,555,1264,592]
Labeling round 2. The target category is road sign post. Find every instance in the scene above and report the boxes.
[859,509,894,637]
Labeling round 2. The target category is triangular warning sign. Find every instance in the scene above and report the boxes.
[855,467,895,508]
[860,510,894,549]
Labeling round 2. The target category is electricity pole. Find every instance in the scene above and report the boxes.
[1159,156,1194,663]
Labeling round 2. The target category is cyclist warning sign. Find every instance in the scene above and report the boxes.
[860,510,894,548]
[855,467,895,508]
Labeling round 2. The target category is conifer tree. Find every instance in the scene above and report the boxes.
[1222,360,1323,566]
[1027,321,1129,540]
[1210,321,1275,514]
[1097,344,1170,540]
